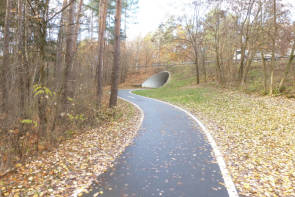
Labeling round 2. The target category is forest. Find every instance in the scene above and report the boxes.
[134,0,295,95]
[0,0,295,196]
[0,0,140,177]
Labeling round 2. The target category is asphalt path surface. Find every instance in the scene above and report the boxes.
[83,90,230,197]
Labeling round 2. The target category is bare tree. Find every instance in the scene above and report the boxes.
[189,1,203,84]
[61,0,75,109]
[236,0,256,82]
[1,0,11,114]
[36,0,51,139]
[17,0,29,119]
[54,0,68,82]
[278,38,295,92]
[73,0,84,51]
[0,0,138,174]
[261,51,268,93]
[109,0,122,108]
[269,0,277,95]
[96,0,109,108]
[205,9,225,84]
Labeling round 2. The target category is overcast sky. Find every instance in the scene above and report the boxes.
[127,0,191,40]
[126,0,294,40]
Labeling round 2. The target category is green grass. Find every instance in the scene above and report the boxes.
[133,66,217,106]
[133,64,295,196]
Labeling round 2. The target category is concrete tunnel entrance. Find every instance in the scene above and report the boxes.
[141,71,170,88]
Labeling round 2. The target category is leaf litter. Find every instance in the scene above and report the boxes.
[0,100,142,196]
[178,89,295,196]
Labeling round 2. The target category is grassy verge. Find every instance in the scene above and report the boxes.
[134,65,295,196]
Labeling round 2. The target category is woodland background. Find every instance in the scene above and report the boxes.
[1,0,295,177]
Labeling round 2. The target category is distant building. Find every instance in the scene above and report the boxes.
[233,49,248,61]
[234,49,282,62]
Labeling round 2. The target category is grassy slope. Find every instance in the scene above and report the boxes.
[134,65,295,197]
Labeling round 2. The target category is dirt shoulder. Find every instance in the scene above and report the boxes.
[0,100,142,196]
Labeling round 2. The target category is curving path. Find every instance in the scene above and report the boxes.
[83,90,236,197]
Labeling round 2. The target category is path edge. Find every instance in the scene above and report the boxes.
[130,90,239,197]
[71,97,144,197]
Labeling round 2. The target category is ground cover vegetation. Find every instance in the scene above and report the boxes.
[135,65,295,196]
[135,0,295,96]
[1,0,295,196]
[0,0,141,192]
[1,98,141,196]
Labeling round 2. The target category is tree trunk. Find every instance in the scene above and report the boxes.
[238,42,248,81]
[1,0,11,113]
[261,51,268,94]
[17,0,32,119]
[278,39,295,92]
[90,11,94,40]
[215,46,223,84]
[194,52,200,84]
[96,0,109,108]
[269,0,277,95]
[37,0,51,139]
[71,0,83,98]
[214,19,223,84]
[61,0,75,110]
[54,0,68,83]
[109,0,122,108]
[17,0,26,118]
[120,45,128,83]
[73,0,83,51]
[51,0,69,134]
[241,49,256,88]
[14,0,26,159]
[202,49,207,82]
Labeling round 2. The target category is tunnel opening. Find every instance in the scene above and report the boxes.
[141,71,170,88]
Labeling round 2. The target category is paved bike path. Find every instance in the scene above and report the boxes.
[84,90,232,197]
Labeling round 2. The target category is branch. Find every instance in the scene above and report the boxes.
[0,168,16,178]
[47,0,76,22]
[26,0,36,16]
[173,38,192,45]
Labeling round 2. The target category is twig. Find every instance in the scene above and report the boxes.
[0,167,16,178]
[47,0,76,22]
[26,0,36,16]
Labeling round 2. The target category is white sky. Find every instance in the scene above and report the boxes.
[127,0,294,40]
[127,0,193,40]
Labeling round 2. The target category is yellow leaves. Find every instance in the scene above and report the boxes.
[20,119,38,127]
[77,188,90,196]
[93,191,104,197]
[60,163,69,172]
[37,144,47,152]
[192,92,295,195]
[13,193,21,197]
[2,101,140,196]
[9,129,19,135]
[80,163,88,170]
[15,163,22,168]
[10,8,17,13]
[138,70,295,196]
